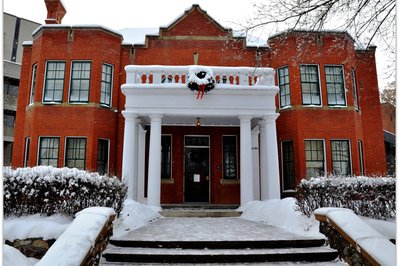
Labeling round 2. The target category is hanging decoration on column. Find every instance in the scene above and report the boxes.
[187,66,215,100]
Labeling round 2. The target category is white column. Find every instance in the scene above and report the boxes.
[239,115,254,206]
[122,112,138,200]
[147,114,163,209]
[260,114,281,200]
[259,119,267,200]
[251,126,260,200]
[137,125,147,203]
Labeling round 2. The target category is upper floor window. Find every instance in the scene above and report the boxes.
[4,77,19,97]
[278,66,291,108]
[100,64,113,107]
[305,139,325,178]
[223,136,238,179]
[29,64,37,105]
[325,66,346,106]
[43,61,65,103]
[331,140,351,176]
[352,69,359,110]
[38,137,59,167]
[300,65,321,106]
[69,61,91,103]
[65,137,87,169]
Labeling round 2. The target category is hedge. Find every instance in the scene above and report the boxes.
[296,176,396,220]
[4,166,127,217]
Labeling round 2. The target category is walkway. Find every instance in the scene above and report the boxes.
[115,217,316,242]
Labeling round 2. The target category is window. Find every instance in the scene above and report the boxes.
[305,140,325,178]
[97,139,109,175]
[331,140,351,176]
[65,138,86,169]
[161,135,172,179]
[69,61,91,103]
[282,141,295,190]
[43,61,65,103]
[352,69,359,110]
[4,77,19,96]
[300,65,321,105]
[100,64,113,106]
[223,136,237,179]
[358,140,364,175]
[325,66,346,106]
[278,67,291,108]
[38,137,59,166]
[24,137,31,167]
[29,64,37,105]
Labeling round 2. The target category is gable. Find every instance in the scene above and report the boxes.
[160,5,232,37]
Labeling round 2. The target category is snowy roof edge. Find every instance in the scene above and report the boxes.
[32,24,123,39]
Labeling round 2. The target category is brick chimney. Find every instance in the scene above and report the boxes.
[44,0,66,24]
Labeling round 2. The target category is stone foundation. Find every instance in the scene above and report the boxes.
[5,238,56,259]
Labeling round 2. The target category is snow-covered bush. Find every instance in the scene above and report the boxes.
[4,166,127,217]
[296,176,395,219]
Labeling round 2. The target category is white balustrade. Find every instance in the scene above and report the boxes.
[124,65,275,87]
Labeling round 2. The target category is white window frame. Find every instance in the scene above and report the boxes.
[97,138,110,175]
[29,64,37,105]
[37,136,60,167]
[324,64,347,107]
[24,137,31,167]
[300,64,322,107]
[277,66,291,109]
[42,61,66,104]
[68,61,92,104]
[100,63,114,107]
[281,140,295,192]
[304,139,326,178]
[161,134,173,180]
[330,139,352,176]
[64,136,87,169]
[222,135,238,180]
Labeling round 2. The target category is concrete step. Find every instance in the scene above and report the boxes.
[160,209,242,217]
[110,238,326,249]
[102,245,339,264]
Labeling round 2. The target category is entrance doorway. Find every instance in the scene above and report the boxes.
[184,136,210,203]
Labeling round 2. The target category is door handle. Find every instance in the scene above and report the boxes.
[206,176,209,181]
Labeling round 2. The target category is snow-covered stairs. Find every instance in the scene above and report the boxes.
[101,216,339,264]
[160,205,242,217]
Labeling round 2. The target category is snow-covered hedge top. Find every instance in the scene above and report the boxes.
[4,166,127,216]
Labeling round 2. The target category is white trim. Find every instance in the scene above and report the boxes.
[221,135,238,181]
[330,139,352,176]
[324,64,347,107]
[24,137,31,167]
[304,139,327,177]
[68,60,92,104]
[42,61,66,104]
[64,136,87,169]
[37,136,60,167]
[100,62,114,108]
[357,140,364,176]
[277,65,291,109]
[300,64,323,107]
[383,129,396,136]
[29,63,38,106]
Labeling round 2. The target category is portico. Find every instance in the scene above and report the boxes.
[121,65,280,208]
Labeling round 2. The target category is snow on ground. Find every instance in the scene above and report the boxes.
[2,198,395,266]
[4,213,73,241]
[3,244,39,266]
[112,199,162,238]
[240,198,324,238]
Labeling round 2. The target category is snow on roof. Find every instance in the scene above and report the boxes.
[32,24,123,38]
[118,28,268,47]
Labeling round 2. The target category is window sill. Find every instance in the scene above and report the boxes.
[161,178,174,184]
[69,102,90,105]
[302,104,322,108]
[328,105,347,108]
[220,179,240,185]
[279,105,292,110]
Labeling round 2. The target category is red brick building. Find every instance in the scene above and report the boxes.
[12,2,387,206]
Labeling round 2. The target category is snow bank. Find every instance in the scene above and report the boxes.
[3,244,38,266]
[36,207,115,266]
[4,214,73,241]
[113,199,161,238]
[240,198,323,238]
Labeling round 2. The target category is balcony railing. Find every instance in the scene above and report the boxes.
[124,65,275,88]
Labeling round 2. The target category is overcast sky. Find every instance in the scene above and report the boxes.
[3,0,392,88]
[3,0,258,30]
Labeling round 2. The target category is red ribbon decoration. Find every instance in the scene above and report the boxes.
[196,84,206,100]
